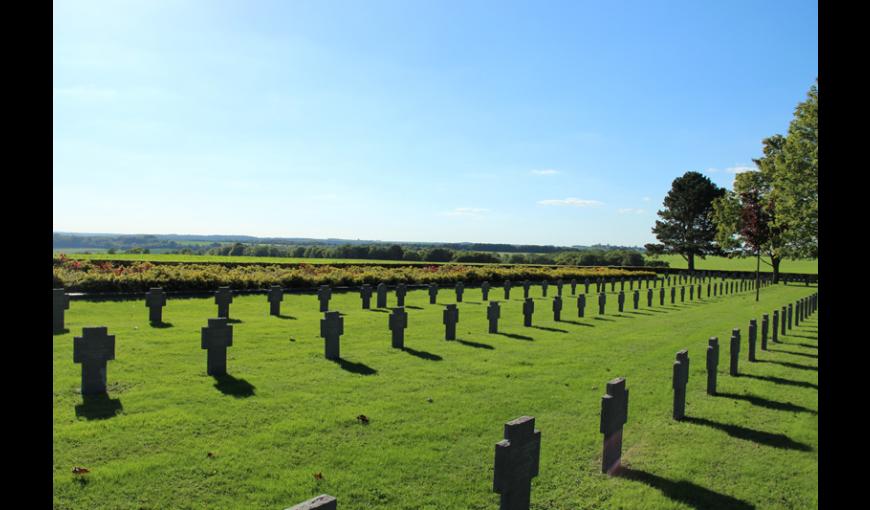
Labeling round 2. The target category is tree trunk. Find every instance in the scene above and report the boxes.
[771,256,781,284]
[755,250,761,301]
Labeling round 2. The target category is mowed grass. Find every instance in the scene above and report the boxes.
[53,281,818,509]
[648,255,818,275]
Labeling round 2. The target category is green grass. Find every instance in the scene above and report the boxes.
[54,281,818,509]
[648,255,818,274]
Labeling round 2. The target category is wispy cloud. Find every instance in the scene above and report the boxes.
[530,169,560,176]
[642,196,652,202]
[618,208,645,215]
[444,207,490,217]
[705,164,757,175]
[537,198,603,207]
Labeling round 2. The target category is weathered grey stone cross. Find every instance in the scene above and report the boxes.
[201,318,233,376]
[493,416,541,510]
[73,326,116,395]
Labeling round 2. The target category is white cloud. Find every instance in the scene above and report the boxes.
[444,207,490,217]
[725,164,757,174]
[537,198,603,207]
[618,208,645,215]
[530,169,560,175]
[642,197,652,202]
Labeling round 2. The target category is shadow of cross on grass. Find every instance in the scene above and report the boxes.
[715,392,817,414]
[618,467,756,510]
[332,358,378,375]
[212,374,256,398]
[75,393,123,420]
[682,416,813,451]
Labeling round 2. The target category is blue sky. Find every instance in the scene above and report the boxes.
[53,0,817,246]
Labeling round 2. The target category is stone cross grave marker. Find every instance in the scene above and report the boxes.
[428,283,438,305]
[659,287,665,306]
[504,280,512,300]
[673,350,689,420]
[73,326,116,395]
[647,288,653,307]
[761,314,769,350]
[600,377,629,474]
[571,279,577,295]
[267,285,283,316]
[729,328,741,376]
[680,286,685,303]
[618,291,625,313]
[788,303,793,330]
[697,284,702,300]
[145,287,167,323]
[610,278,616,292]
[360,284,372,309]
[541,280,548,297]
[748,319,757,362]
[443,304,459,340]
[493,415,541,510]
[781,306,787,335]
[577,294,586,318]
[689,285,694,301]
[455,281,465,303]
[584,278,590,294]
[522,281,531,299]
[772,310,779,342]
[395,283,407,307]
[215,286,233,319]
[523,298,534,327]
[598,292,606,315]
[670,286,676,304]
[556,279,563,296]
[284,494,337,510]
[201,318,233,376]
[53,288,70,333]
[317,285,332,312]
[620,277,625,291]
[488,301,500,333]
[707,282,711,298]
[552,296,562,321]
[377,283,388,308]
[706,337,719,395]
[633,290,639,310]
[482,281,491,301]
[320,311,343,360]
[389,307,408,349]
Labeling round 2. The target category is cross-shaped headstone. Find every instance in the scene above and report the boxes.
[659,287,665,306]
[781,306,787,335]
[706,337,719,395]
[570,279,577,295]
[493,415,541,510]
[729,328,740,376]
[552,296,562,322]
[556,279,563,296]
[584,278,590,294]
[787,303,793,330]
[488,301,500,333]
[670,286,676,304]
[600,377,629,474]
[428,283,438,304]
[772,310,779,343]
[761,314,769,350]
[598,292,606,315]
[647,288,653,307]
[504,280,512,300]
[73,326,116,395]
[376,282,387,308]
[707,282,711,297]
[389,307,408,349]
[482,281,491,301]
[360,284,373,309]
[284,494,337,510]
[395,283,407,307]
[320,311,343,360]
[267,285,283,316]
[617,291,625,313]
[673,350,689,420]
[144,287,168,323]
[610,278,616,292]
[523,298,534,327]
[632,290,639,310]
[201,318,233,376]
[747,319,758,362]
[541,280,548,297]
[53,288,70,333]
[680,286,685,303]
[455,282,465,303]
[443,304,459,340]
[577,294,586,318]
[620,277,625,291]
[689,285,694,301]
[215,286,233,319]
[522,281,531,299]
[317,285,332,312]
[697,284,702,300]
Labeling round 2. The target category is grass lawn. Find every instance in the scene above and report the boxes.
[648,255,818,275]
[53,280,818,509]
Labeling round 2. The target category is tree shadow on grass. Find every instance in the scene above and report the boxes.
[617,467,755,510]
[495,332,534,341]
[333,358,378,376]
[561,320,594,327]
[75,394,123,420]
[275,314,297,320]
[682,416,813,451]
[715,392,817,414]
[757,359,817,372]
[455,338,494,350]
[739,373,818,390]
[532,325,568,333]
[402,346,443,361]
[213,374,256,398]
[766,348,817,359]
[150,321,174,328]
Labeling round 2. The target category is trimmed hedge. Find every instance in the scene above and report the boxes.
[52,258,657,293]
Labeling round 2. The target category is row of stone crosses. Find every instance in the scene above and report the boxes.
[283,291,819,510]
[53,274,769,386]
